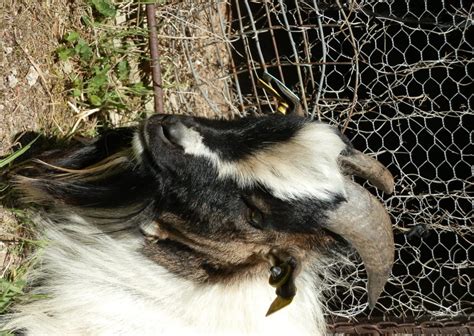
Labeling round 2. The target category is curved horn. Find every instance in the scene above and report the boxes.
[338,149,394,194]
[324,178,394,308]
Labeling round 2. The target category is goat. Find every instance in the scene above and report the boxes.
[1,114,394,335]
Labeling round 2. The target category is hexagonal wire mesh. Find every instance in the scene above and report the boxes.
[154,0,472,330]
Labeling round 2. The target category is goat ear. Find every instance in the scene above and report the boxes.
[258,71,304,116]
[6,128,135,180]
[47,127,135,170]
[265,251,301,316]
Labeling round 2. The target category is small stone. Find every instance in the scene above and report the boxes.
[109,111,121,126]
[26,66,39,86]
[145,99,154,113]
[62,60,73,74]
[7,73,18,88]
[4,47,13,55]
[115,14,126,25]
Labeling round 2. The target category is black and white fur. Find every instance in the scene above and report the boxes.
[2,114,356,335]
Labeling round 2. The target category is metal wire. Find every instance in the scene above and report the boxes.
[153,0,473,329]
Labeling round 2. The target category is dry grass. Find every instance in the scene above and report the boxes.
[154,1,239,119]
[0,0,76,153]
[0,1,84,314]
[0,0,153,313]
[0,0,237,316]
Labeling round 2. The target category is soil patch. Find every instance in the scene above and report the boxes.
[0,0,86,276]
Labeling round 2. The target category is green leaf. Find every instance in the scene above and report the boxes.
[72,78,84,90]
[90,0,117,18]
[106,91,121,104]
[117,60,129,82]
[72,88,82,97]
[57,47,75,61]
[88,73,108,93]
[89,94,102,106]
[81,15,93,27]
[93,64,110,76]
[130,82,149,95]
[0,136,40,168]
[65,31,80,43]
[75,39,93,62]
[0,279,25,296]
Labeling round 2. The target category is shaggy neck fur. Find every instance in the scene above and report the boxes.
[142,237,268,284]
[3,216,328,336]
[1,115,354,335]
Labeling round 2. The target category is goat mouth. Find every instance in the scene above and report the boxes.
[140,116,163,149]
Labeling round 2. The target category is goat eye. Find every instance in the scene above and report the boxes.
[242,196,266,229]
[248,208,264,229]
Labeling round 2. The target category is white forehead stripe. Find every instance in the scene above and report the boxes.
[177,123,346,201]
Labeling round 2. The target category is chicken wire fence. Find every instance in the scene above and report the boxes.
[152,0,473,332]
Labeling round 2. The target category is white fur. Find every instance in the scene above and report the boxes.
[178,123,346,201]
[131,133,144,163]
[2,216,328,336]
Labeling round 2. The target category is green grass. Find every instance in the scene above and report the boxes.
[0,142,44,316]
[56,0,153,131]
[1,1,156,321]
[0,136,39,170]
[1,259,29,314]
[0,232,46,310]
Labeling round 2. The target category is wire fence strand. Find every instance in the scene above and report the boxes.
[152,0,473,328]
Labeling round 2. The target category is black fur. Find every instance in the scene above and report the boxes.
[146,114,306,161]
[10,114,345,284]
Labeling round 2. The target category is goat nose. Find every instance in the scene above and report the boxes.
[145,114,194,148]
[158,115,187,147]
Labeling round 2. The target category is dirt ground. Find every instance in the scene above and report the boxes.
[0,0,236,278]
[0,1,88,154]
[0,0,85,275]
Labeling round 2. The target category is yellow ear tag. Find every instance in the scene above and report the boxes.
[277,103,289,115]
[265,260,296,316]
[257,75,288,115]
[257,76,283,100]
[261,72,301,115]
[266,296,294,316]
